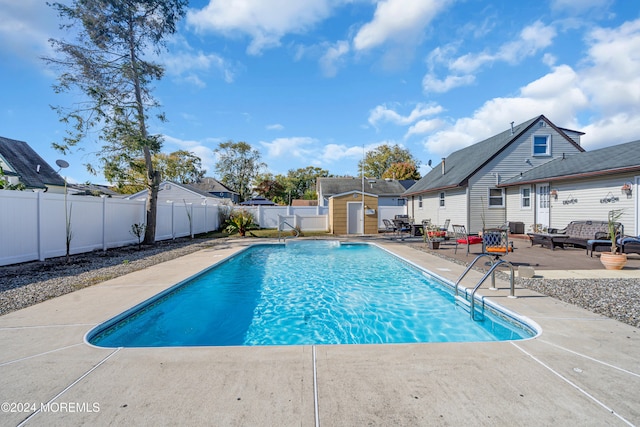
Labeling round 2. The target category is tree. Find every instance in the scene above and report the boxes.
[359,144,419,178]
[214,141,265,202]
[45,0,187,244]
[382,162,421,180]
[253,173,286,204]
[285,166,330,201]
[106,150,205,193]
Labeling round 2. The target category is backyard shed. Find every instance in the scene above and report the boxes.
[329,191,378,234]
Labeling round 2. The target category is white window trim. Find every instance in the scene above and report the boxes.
[520,185,532,210]
[488,188,505,209]
[532,134,551,157]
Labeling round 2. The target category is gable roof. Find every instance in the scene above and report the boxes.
[188,177,239,196]
[500,139,640,186]
[0,136,66,189]
[126,181,223,200]
[318,177,409,197]
[404,115,584,196]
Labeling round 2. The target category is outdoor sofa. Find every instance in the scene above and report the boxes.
[529,220,622,251]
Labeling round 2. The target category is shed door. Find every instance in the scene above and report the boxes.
[347,202,363,234]
[535,184,550,230]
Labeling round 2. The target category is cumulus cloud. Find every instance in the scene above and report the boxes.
[353,0,450,51]
[368,103,443,128]
[266,123,284,131]
[260,137,317,159]
[162,50,236,85]
[422,15,640,156]
[422,73,475,93]
[187,0,336,55]
[405,118,445,138]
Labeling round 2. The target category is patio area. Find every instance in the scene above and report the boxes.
[0,239,639,426]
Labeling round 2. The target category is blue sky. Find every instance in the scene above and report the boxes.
[2,0,640,185]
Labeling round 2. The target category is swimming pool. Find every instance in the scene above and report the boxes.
[87,241,536,347]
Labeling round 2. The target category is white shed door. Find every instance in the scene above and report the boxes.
[347,202,363,234]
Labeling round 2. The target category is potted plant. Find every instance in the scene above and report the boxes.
[424,223,444,249]
[600,209,627,270]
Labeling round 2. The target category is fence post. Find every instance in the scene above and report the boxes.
[102,196,107,252]
[37,191,44,261]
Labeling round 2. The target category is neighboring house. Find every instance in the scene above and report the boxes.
[291,199,318,206]
[68,183,122,198]
[404,115,585,233]
[0,136,66,193]
[500,139,640,236]
[239,196,277,206]
[316,177,412,207]
[187,177,240,205]
[126,181,226,205]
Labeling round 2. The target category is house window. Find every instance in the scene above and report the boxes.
[439,192,445,207]
[533,135,551,156]
[488,188,504,208]
[418,196,423,208]
[520,186,531,209]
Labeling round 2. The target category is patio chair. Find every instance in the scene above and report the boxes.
[439,219,450,232]
[382,219,396,234]
[482,227,514,260]
[451,224,483,255]
[392,218,411,239]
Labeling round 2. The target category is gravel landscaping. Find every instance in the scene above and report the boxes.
[1,237,638,329]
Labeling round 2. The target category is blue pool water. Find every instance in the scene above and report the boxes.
[88,242,535,347]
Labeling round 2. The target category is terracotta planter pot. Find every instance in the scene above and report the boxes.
[428,241,440,250]
[600,252,627,270]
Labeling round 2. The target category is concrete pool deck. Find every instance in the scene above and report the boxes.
[1,239,639,426]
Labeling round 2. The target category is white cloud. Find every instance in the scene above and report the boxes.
[423,65,588,156]
[260,137,317,159]
[0,0,62,65]
[162,135,219,176]
[450,21,557,74]
[353,0,450,51]
[422,73,475,93]
[368,103,443,128]
[266,124,284,131]
[163,50,236,84]
[187,0,337,55]
[319,40,350,77]
[405,118,445,138]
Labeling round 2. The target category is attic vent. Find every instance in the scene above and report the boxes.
[539,121,546,127]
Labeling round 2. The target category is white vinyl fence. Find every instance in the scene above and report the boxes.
[0,191,332,266]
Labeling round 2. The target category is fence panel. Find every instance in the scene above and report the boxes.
[0,190,329,266]
[0,190,39,265]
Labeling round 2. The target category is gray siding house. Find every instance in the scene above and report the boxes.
[0,136,66,193]
[500,139,640,236]
[127,181,228,205]
[404,115,585,233]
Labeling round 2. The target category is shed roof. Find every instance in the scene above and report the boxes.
[318,177,410,197]
[0,136,66,189]
[403,115,584,195]
[500,139,640,186]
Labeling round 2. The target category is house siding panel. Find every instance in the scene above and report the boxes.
[548,174,636,235]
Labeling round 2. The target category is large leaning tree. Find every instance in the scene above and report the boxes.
[44,0,187,244]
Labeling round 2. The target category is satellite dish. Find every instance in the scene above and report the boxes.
[55,159,69,169]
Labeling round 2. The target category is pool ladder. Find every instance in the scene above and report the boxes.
[453,254,516,321]
[278,220,300,242]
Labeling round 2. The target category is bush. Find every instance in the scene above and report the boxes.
[224,209,257,237]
